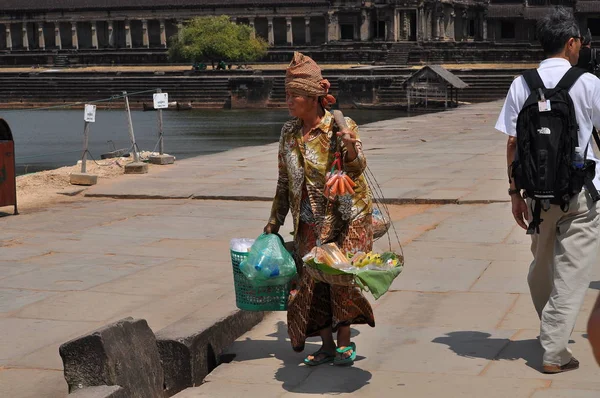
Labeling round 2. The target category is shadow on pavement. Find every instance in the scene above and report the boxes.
[432,331,544,372]
[225,320,372,394]
[590,281,600,290]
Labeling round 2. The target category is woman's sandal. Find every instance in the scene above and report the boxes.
[304,350,335,366]
[334,342,357,366]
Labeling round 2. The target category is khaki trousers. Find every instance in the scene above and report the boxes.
[528,190,600,366]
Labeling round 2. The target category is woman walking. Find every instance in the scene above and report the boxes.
[264,52,374,366]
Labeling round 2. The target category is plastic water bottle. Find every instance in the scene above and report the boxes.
[574,147,585,169]
[260,261,280,279]
[254,256,280,279]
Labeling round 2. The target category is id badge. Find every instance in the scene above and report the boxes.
[538,100,551,112]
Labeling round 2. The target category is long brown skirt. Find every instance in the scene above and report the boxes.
[287,215,375,352]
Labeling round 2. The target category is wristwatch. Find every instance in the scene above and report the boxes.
[508,188,520,196]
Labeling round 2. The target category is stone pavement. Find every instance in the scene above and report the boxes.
[85,101,508,204]
[1,100,599,397]
[0,198,295,398]
[174,202,600,397]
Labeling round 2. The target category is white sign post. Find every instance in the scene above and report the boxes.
[70,104,99,185]
[155,91,167,155]
[153,92,168,109]
[149,89,175,165]
[84,104,96,123]
[81,104,96,173]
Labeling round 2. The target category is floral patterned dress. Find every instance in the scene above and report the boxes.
[268,110,375,352]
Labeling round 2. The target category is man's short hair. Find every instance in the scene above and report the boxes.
[536,6,581,56]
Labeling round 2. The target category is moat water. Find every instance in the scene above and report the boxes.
[1,108,408,175]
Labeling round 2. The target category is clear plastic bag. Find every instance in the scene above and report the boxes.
[229,238,255,253]
[239,233,297,286]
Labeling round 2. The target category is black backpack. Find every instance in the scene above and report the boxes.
[512,67,600,234]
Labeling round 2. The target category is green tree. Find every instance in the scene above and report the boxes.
[168,16,268,67]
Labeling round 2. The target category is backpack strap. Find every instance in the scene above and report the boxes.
[585,129,600,202]
[527,199,543,235]
[556,67,587,91]
[522,69,545,92]
[593,127,600,152]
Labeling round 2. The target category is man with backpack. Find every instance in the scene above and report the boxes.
[495,7,600,374]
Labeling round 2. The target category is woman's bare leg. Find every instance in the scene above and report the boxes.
[337,325,353,358]
[306,327,336,362]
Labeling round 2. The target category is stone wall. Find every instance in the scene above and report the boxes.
[0,67,525,110]
[0,40,547,67]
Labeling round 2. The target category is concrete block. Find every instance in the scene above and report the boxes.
[156,309,265,397]
[70,385,128,398]
[150,154,175,165]
[124,162,148,174]
[70,173,98,186]
[59,317,164,398]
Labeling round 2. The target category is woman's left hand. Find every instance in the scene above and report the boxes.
[336,128,359,145]
[337,128,359,162]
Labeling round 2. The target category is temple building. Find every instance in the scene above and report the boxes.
[0,1,596,54]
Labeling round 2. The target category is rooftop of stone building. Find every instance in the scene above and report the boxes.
[0,0,330,12]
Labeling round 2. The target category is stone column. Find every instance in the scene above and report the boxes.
[462,9,468,40]
[6,24,12,50]
[55,22,62,49]
[22,22,29,50]
[360,9,370,41]
[71,21,78,49]
[399,11,404,41]
[267,17,274,45]
[160,19,167,47]
[286,17,293,46]
[416,8,422,41]
[391,11,399,41]
[305,17,311,44]
[482,11,488,41]
[125,20,132,48]
[108,21,114,47]
[447,7,456,41]
[38,23,45,50]
[91,21,98,49]
[327,12,339,42]
[177,21,183,42]
[142,19,149,48]
[427,8,433,40]
[417,7,424,41]
[249,17,256,39]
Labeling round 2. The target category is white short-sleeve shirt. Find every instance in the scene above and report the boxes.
[495,57,600,189]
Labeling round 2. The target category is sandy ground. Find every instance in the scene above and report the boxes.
[0,152,166,214]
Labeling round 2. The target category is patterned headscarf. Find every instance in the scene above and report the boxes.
[285,52,336,109]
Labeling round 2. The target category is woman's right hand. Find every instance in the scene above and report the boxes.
[264,223,280,234]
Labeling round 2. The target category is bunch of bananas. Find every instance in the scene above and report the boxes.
[348,251,401,269]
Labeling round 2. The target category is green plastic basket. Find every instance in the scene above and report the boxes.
[230,249,290,311]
